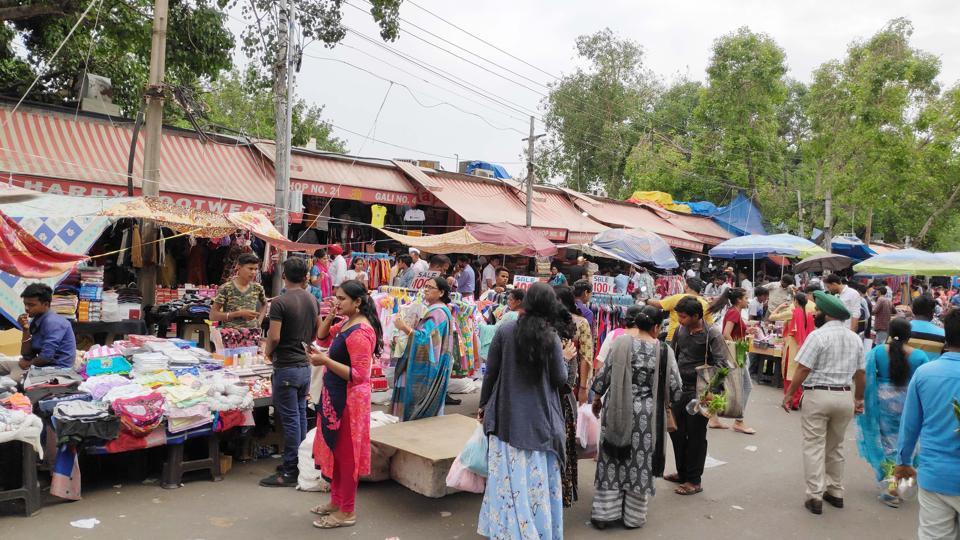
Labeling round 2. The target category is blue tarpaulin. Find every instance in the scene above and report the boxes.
[711,193,766,237]
[673,200,719,216]
[464,161,512,179]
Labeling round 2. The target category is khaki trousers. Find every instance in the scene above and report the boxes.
[919,488,960,540]
[801,388,854,500]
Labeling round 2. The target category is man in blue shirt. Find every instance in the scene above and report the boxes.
[896,308,960,539]
[454,255,476,301]
[908,294,945,362]
[18,283,77,370]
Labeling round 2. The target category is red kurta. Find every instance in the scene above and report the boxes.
[313,322,375,481]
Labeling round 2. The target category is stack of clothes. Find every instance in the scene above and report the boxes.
[53,400,119,445]
[51,290,79,320]
[131,352,169,375]
[158,383,211,434]
[116,285,142,320]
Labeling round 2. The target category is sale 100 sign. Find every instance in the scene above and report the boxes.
[411,271,442,289]
[512,275,539,291]
[591,275,616,295]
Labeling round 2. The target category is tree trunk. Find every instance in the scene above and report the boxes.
[917,181,960,244]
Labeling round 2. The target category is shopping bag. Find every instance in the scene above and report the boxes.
[718,366,744,419]
[459,424,489,477]
[575,403,600,449]
[445,455,486,493]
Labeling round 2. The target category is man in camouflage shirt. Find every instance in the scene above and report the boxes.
[212,253,268,329]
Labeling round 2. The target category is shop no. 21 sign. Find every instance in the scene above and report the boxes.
[591,275,615,295]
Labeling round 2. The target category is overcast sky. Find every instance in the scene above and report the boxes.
[238,1,960,178]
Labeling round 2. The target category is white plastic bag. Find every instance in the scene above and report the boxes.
[445,455,485,494]
[575,403,600,449]
[296,428,330,492]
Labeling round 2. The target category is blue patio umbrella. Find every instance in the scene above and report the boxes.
[590,228,678,269]
[831,236,877,262]
[708,233,826,259]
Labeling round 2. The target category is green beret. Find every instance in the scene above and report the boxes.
[813,290,850,320]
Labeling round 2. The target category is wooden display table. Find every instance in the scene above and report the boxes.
[750,343,784,386]
[370,414,479,498]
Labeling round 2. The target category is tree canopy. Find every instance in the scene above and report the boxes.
[544,19,960,248]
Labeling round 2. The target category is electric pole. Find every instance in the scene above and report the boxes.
[139,0,169,309]
[796,190,804,238]
[522,115,543,228]
[272,0,295,296]
[823,188,833,254]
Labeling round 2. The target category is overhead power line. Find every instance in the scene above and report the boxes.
[405,0,561,81]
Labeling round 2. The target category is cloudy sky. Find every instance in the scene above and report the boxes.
[238,0,960,178]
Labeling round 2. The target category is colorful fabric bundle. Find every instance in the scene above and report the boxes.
[112,392,165,437]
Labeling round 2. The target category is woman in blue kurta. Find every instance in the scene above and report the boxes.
[391,277,458,421]
[856,317,927,507]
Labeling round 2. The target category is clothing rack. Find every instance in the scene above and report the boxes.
[590,293,635,307]
[350,252,393,260]
[378,285,463,303]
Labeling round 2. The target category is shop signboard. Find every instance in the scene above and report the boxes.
[14,176,267,212]
[411,270,442,289]
[289,180,423,206]
[512,275,538,290]
[591,275,616,295]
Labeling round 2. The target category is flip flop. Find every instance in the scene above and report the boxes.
[733,426,757,435]
[663,474,683,484]
[675,485,703,496]
[708,422,729,430]
[312,514,357,529]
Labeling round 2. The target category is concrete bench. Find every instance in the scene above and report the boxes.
[370,414,479,498]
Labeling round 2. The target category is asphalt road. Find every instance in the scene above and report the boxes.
[0,384,919,539]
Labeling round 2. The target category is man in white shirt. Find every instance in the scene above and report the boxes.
[783,290,865,516]
[409,248,429,275]
[328,244,347,287]
[481,256,501,293]
[703,275,729,298]
[630,267,656,300]
[738,269,754,298]
[823,274,861,333]
[767,275,795,313]
[748,287,769,321]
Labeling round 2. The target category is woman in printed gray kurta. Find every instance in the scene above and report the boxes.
[590,305,682,530]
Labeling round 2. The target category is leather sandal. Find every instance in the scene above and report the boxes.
[312,513,357,529]
[310,503,338,516]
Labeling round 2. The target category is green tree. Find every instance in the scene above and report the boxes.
[625,79,702,198]
[1,0,234,115]
[199,68,346,151]
[692,27,788,200]
[539,28,659,197]
[806,18,943,246]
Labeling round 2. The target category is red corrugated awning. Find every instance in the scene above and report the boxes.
[254,142,425,205]
[573,198,704,252]
[423,173,568,241]
[660,211,733,246]
[0,107,274,212]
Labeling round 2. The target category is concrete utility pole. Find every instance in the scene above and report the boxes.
[865,207,874,247]
[522,115,544,228]
[796,190,804,238]
[139,0,169,309]
[272,0,295,296]
[823,188,833,254]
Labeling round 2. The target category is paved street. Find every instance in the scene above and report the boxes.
[0,384,918,539]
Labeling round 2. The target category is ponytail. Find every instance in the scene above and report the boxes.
[708,287,746,315]
[887,318,911,387]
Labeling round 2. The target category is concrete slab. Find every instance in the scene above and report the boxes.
[370,414,479,498]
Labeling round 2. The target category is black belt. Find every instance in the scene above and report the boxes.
[803,385,851,391]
